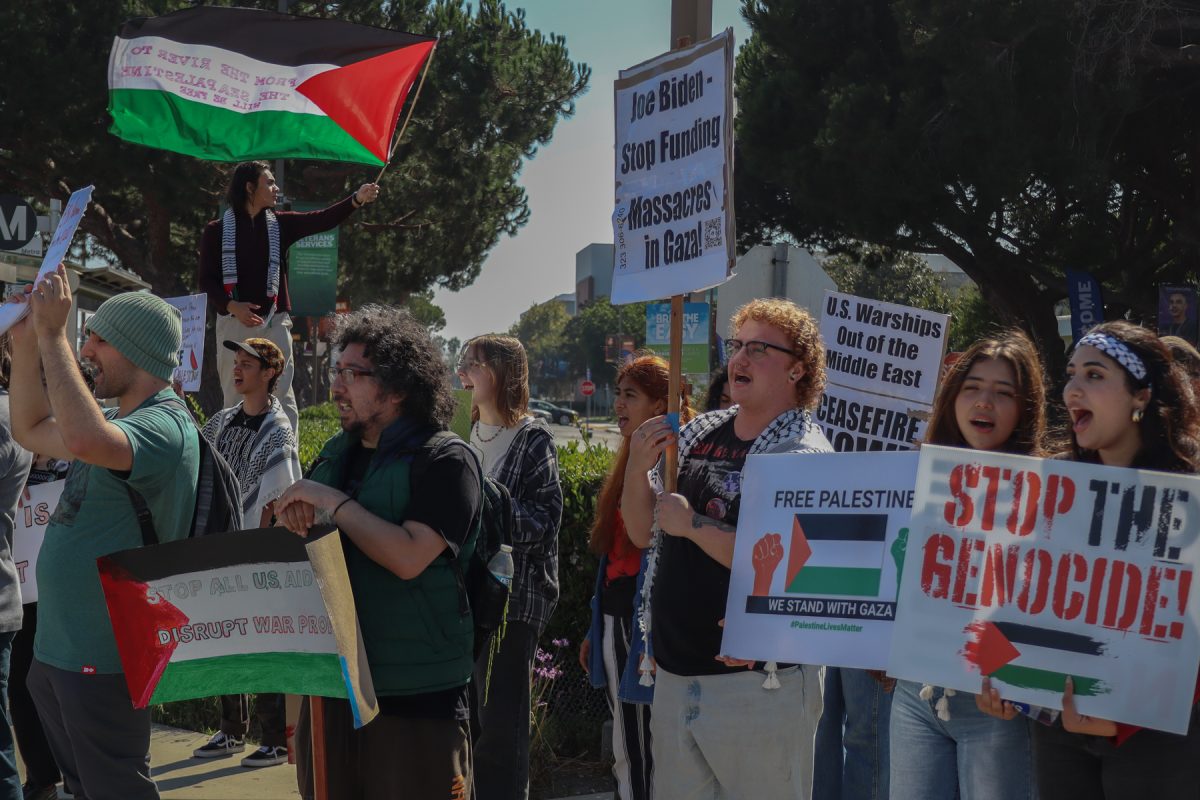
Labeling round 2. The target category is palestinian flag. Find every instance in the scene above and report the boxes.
[98,527,378,728]
[107,6,436,165]
[962,620,1110,697]
[786,513,887,596]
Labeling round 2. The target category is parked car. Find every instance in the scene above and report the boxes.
[530,399,579,426]
[530,407,554,424]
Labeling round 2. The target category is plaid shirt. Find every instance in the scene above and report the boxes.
[489,420,563,634]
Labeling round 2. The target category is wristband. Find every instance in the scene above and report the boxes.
[351,195,363,208]
[331,496,353,521]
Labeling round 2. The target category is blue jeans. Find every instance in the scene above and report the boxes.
[813,667,891,800]
[0,631,17,800]
[889,680,1036,800]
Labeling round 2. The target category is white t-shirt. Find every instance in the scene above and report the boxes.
[471,416,533,475]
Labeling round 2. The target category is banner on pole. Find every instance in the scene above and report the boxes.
[1065,270,1104,344]
[646,302,709,374]
[288,201,340,317]
[163,294,207,392]
[98,527,378,727]
[14,480,64,604]
[0,185,95,337]
[889,445,1200,734]
[721,451,918,670]
[817,291,947,451]
[610,30,735,304]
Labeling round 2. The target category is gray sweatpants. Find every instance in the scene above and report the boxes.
[28,659,157,800]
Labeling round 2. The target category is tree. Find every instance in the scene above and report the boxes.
[509,299,570,391]
[403,289,447,333]
[561,298,646,387]
[735,0,1200,373]
[822,245,1001,350]
[0,0,589,308]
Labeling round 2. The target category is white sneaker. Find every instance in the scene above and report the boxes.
[240,745,288,768]
[192,731,246,758]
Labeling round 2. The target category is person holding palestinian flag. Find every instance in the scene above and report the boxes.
[197,162,379,438]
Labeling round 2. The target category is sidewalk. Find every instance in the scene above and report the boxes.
[31,727,612,799]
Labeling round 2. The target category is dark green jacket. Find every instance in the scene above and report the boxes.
[309,419,475,696]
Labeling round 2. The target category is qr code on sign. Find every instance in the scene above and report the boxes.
[703,217,722,250]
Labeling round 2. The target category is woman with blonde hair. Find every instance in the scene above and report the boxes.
[457,334,563,800]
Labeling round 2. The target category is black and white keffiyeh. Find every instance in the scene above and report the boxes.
[1076,331,1147,382]
[635,405,832,688]
[221,207,280,305]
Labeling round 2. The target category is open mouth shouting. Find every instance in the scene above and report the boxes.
[1068,406,1093,435]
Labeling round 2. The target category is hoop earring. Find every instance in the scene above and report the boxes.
[1132,407,1144,423]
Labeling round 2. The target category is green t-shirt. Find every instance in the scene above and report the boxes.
[35,389,199,674]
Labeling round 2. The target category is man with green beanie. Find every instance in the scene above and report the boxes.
[7,265,199,800]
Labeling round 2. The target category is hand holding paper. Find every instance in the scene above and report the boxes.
[29,264,73,339]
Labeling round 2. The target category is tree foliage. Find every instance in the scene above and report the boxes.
[561,298,646,387]
[822,246,1002,351]
[735,0,1200,372]
[0,0,589,307]
[509,298,570,390]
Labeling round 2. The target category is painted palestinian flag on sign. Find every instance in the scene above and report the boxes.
[786,513,889,597]
[98,527,378,728]
[107,6,436,165]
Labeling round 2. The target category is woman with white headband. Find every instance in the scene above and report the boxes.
[977,320,1200,798]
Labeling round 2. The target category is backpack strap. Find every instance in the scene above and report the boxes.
[124,484,159,547]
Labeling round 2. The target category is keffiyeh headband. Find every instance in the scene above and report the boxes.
[1075,331,1147,382]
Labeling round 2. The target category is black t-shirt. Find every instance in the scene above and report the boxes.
[341,438,481,720]
[652,417,754,676]
[212,408,268,468]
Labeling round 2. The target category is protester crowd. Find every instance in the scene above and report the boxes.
[0,165,1193,800]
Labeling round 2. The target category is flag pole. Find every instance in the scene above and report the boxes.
[374,42,438,183]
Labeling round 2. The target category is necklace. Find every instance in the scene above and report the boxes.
[474,419,505,443]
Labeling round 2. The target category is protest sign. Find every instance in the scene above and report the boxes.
[610,31,734,304]
[99,526,377,727]
[721,451,919,670]
[816,383,929,453]
[163,294,207,392]
[13,481,64,604]
[646,301,709,374]
[0,185,95,337]
[889,445,1200,734]
[818,291,948,451]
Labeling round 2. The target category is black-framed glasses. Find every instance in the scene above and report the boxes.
[328,366,375,386]
[724,338,798,360]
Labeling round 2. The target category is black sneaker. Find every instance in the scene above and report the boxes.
[240,745,288,768]
[21,784,57,800]
[192,731,245,758]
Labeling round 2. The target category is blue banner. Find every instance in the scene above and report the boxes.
[1066,270,1104,344]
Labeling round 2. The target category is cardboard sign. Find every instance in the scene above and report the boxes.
[721,451,919,670]
[611,31,735,304]
[889,446,1200,734]
[98,527,378,727]
[13,481,65,604]
[0,185,94,336]
[818,291,948,452]
[163,294,207,392]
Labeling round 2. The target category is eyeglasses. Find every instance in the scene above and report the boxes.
[456,358,486,372]
[328,366,375,385]
[724,338,798,360]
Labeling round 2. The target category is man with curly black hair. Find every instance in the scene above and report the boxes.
[276,305,481,798]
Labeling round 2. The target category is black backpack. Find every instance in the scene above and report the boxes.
[409,431,515,645]
[126,398,245,545]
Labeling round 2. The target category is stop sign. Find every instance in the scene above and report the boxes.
[580,379,595,397]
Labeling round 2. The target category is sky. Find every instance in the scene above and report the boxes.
[432,0,751,343]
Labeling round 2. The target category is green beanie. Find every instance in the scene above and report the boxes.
[86,292,182,382]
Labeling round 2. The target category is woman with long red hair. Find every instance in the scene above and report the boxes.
[580,354,694,800]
